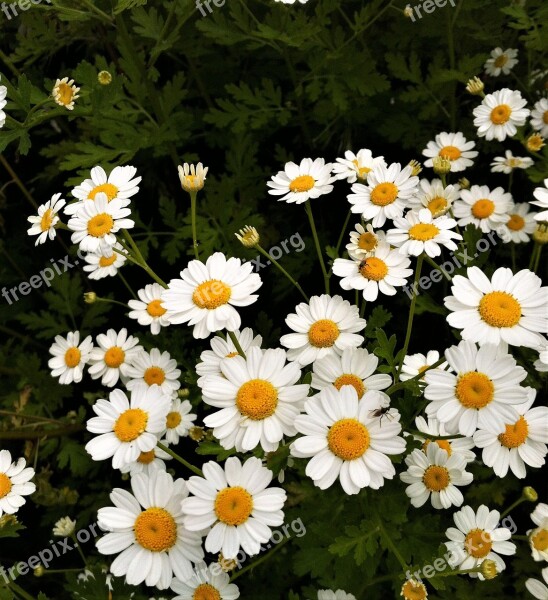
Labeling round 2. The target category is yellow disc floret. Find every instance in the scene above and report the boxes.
[134,507,177,552]
[114,408,148,442]
[455,372,494,409]
[214,487,253,526]
[327,418,370,460]
[478,291,521,328]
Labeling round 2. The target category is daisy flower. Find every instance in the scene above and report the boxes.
[422,132,478,173]
[178,162,208,193]
[85,384,171,469]
[531,178,548,222]
[526,568,548,600]
[200,347,309,452]
[53,516,76,537]
[171,562,239,599]
[386,208,462,258]
[400,351,447,382]
[267,157,333,204]
[529,503,548,562]
[290,386,406,494]
[318,591,356,600]
[196,328,262,380]
[88,328,142,387]
[332,242,413,302]
[331,149,386,183]
[279,294,366,367]
[531,98,548,138]
[453,185,512,233]
[347,163,419,227]
[497,203,537,243]
[484,48,518,77]
[96,470,204,589]
[345,223,385,260]
[424,340,529,436]
[444,504,516,579]
[444,266,548,349]
[125,348,181,396]
[0,77,6,128]
[409,179,460,217]
[412,416,475,463]
[118,445,171,477]
[400,580,428,600]
[83,241,127,279]
[48,330,93,385]
[400,442,473,509]
[473,88,530,142]
[311,347,392,397]
[490,150,533,174]
[161,398,197,446]
[67,192,134,252]
[126,283,170,335]
[27,193,66,245]
[182,456,286,559]
[0,450,36,517]
[52,77,80,110]
[162,252,262,340]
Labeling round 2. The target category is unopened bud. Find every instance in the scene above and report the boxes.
[189,426,205,442]
[432,156,451,175]
[84,292,96,304]
[458,177,470,190]
[97,71,112,85]
[34,565,46,577]
[218,553,239,572]
[523,486,538,502]
[466,76,484,95]
[527,134,545,152]
[178,388,190,398]
[408,160,422,177]
[480,559,498,579]
[235,225,260,248]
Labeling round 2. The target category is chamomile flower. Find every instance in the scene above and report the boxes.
[409,179,460,217]
[400,580,428,600]
[118,446,171,477]
[53,516,76,537]
[531,98,548,138]
[413,416,476,463]
[96,470,204,589]
[126,283,170,335]
[400,442,472,509]
[400,351,447,382]
[497,203,537,243]
[531,178,548,222]
[484,48,518,77]
[422,132,478,173]
[444,505,516,579]
[52,77,80,110]
[85,384,171,469]
[424,340,529,436]
[83,241,127,279]
[345,223,385,260]
[331,149,386,183]
[291,386,406,494]
[170,563,240,600]
[526,568,548,600]
[0,77,6,128]
[386,208,462,257]
[125,348,181,396]
[347,163,419,227]
[48,330,93,385]
[529,504,548,562]
[453,185,513,233]
[182,456,286,559]
[473,88,530,142]
[332,242,413,302]
[178,162,208,193]
[444,267,548,349]
[27,193,66,245]
[67,192,134,252]
[0,450,36,517]
[267,157,334,204]
[318,591,356,600]
[88,328,142,387]
[161,253,262,339]
[200,347,309,452]
[161,399,197,446]
[311,347,392,397]
[490,150,533,174]
[280,295,366,367]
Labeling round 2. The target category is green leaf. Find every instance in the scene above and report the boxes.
[328,520,379,565]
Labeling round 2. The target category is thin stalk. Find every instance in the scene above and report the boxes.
[529,242,541,271]
[230,537,290,582]
[377,517,408,571]
[360,298,366,318]
[157,442,203,477]
[228,331,247,359]
[304,202,330,294]
[500,496,527,519]
[70,533,88,567]
[0,424,84,440]
[190,191,200,260]
[93,297,129,309]
[256,244,309,301]
[386,357,445,395]
[8,582,35,600]
[533,244,542,273]
[423,255,452,281]
[121,230,168,288]
[117,271,138,300]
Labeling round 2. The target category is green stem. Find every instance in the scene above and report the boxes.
[157,442,203,477]
[387,357,446,396]
[7,582,35,600]
[533,243,542,273]
[376,517,408,571]
[529,242,540,271]
[0,424,84,440]
[117,271,138,300]
[256,245,309,301]
[423,255,452,281]
[228,331,247,359]
[406,429,464,440]
[121,230,168,288]
[500,496,527,519]
[304,202,330,294]
[70,533,88,567]
[360,298,366,318]
[190,191,200,260]
[230,537,290,582]
[94,297,129,309]
[0,410,63,424]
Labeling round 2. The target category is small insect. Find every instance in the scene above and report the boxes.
[369,405,393,426]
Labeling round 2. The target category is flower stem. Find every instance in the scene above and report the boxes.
[304,202,330,294]
[117,271,138,300]
[70,533,88,566]
[157,442,203,477]
[500,496,527,519]
[121,230,168,288]
[8,582,35,600]
[376,517,408,571]
[190,191,200,260]
[256,244,309,301]
[230,536,291,582]
[423,255,452,281]
[227,330,247,359]
[93,297,129,309]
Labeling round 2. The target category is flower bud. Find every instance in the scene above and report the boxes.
[97,71,112,85]
[84,292,96,304]
[235,225,260,248]
[408,160,422,177]
[480,559,498,579]
[189,426,205,442]
[458,177,470,190]
[526,134,545,152]
[432,156,451,175]
[523,486,538,502]
[218,553,239,572]
[34,565,46,577]
[466,76,484,95]
[178,388,190,398]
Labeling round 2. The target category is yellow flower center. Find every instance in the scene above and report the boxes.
[427,196,448,216]
[99,254,117,267]
[143,366,166,386]
[236,379,278,420]
[289,175,315,193]
[401,580,428,600]
[137,450,156,464]
[494,54,509,68]
[478,291,521,328]
[88,183,119,201]
[327,418,370,460]
[471,199,495,219]
[507,158,521,168]
[134,507,177,552]
[0,474,12,499]
[498,415,528,448]
[104,346,125,368]
[465,529,492,558]
[408,223,440,241]
[532,529,548,552]
[40,208,54,232]
[87,213,114,237]
[308,319,340,348]
[370,182,398,206]
[352,159,371,180]
[214,487,253,526]
[333,374,365,398]
[359,257,388,281]
[357,232,378,251]
[193,584,221,600]
[506,214,525,231]
[146,299,166,317]
[422,465,450,492]
[193,280,231,310]
[422,438,452,456]
[439,145,461,161]
[113,408,148,442]
[455,372,494,409]
[490,104,512,125]
[225,351,239,358]
[64,347,81,368]
[543,111,548,125]
[166,411,182,429]
[56,82,75,106]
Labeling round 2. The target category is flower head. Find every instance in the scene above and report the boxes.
[48,330,93,385]
[531,98,548,138]
[128,283,170,335]
[235,225,259,248]
[473,88,530,142]
[453,185,513,233]
[531,178,548,222]
[267,158,334,204]
[83,241,127,280]
[178,162,208,193]
[422,132,478,173]
[88,328,142,387]
[465,76,484,95]
[332,149,386,183]
[484,48,518,77]
[52,77,80,110]
[53,516,76,537]
[345,223,385,260]
[27,193,66,246]
[0,450,36,518]
[491,150,533,174]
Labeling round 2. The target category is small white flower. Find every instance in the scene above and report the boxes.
[170,562,240,599]
[178,162,208,193]
[267,157,334,204]
[491,149,534,174]
[0,76,7,128]
[118,445,171,477]
[473,88,530,142]
[161,398,197,446]
[331,149,386,183]
[412,416,476,463]
[53,516,76,537]
[88,328,142,387]
[531,178,548,222]
[409,178,460,217]
[317,591,357,600]
[497,203,537,243]
[48,330,93,385]
[422,132,478,173]
[528,504,548,562]
[484,48,518,77]
[531,98,548,138]
[27,193,66,246]
[125,348,181,396]
[83,241,127,279]
[52,77,80,110]
[400,350,447,382]
[345,223,385,260]
[453,185,513,233]
[0,450,36,517]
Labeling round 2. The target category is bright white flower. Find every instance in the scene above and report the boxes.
[490,150,533,174]
[280,295,366,367]
[96,470,204,589]
[332,242,412,302]
[0,76,6,128]
[67,192,134,252]
[347,163,419,227]
[291,386,406,494]
[412,416,476,463]
[317,591,356,600]
[400,351,447,382]
[535,341,548,373]
[453,185,513,233]
[332,149,386,183]
[484,48,518,77]
[53,516,76,537]
[52,77,80,110]
[170,562,240,599]
[88,328,142,387]
[386,208,462,258]
[345,223,385,260]
[497,203,537,243]
[311,347,392,397]
[473,88,530,142]
[182,456,286,559]
[529,504,548,562]
[444,504,516,579]
[85,384,171,469]
[267,157,334,204]
[422,132,478,173]
[83,241,127,279]
[125,348,181,396]
[178,162,208,193]
[127,283,170,335]
[444,266,548,349]
[201,346,309,452]
[0,451,35,517]
[409,178,460,217]
[526,567,548,600]
[27,193,66,245]
[162,252,262,339]
[161,398,197,446]
[531,98,548,138]
[531,178,548,222]
[48,330,93,385]
[400,442,473,509]
[118,445,171,477]
[424,340,529,436]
